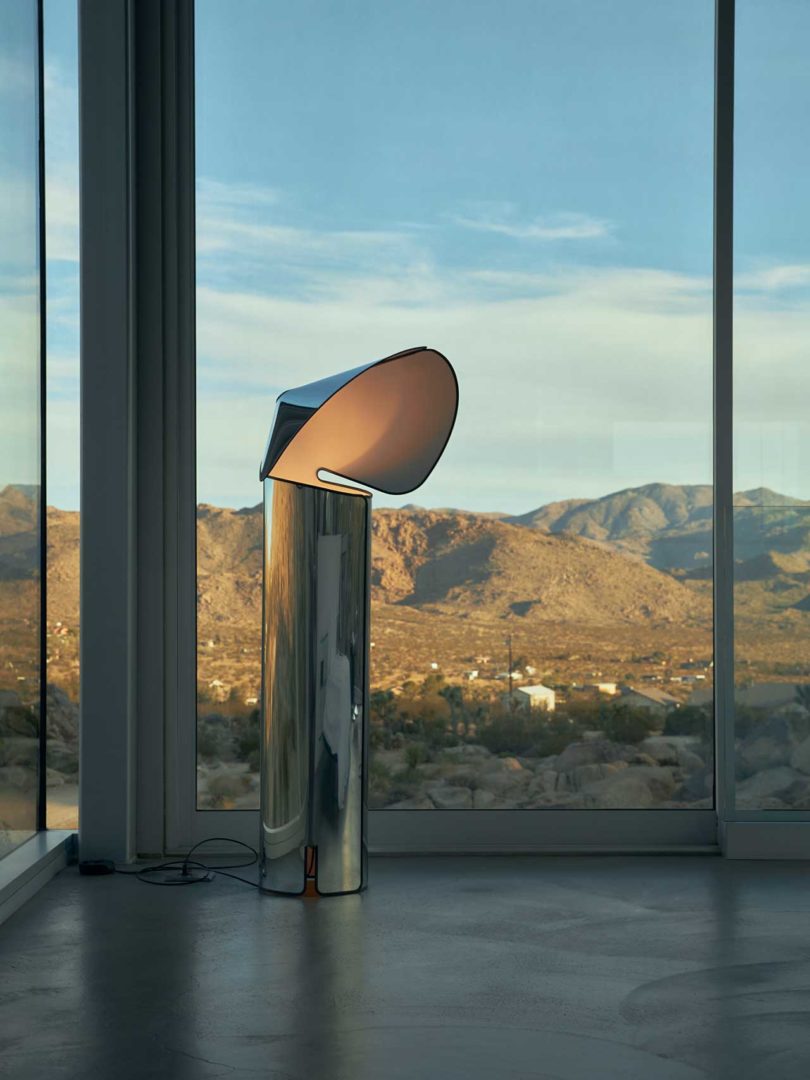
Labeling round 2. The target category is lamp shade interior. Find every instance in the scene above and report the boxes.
[260,347,458,495]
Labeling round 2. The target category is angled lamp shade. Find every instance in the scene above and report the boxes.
[259,347,457,895]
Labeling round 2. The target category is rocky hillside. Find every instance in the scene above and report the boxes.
[2,482,809,644]
[197,503,263,636]
[505,483,810,571]
[0,485,39,581]
[372,508,708,625]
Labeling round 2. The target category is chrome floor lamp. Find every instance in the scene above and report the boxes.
[258,347,458,895]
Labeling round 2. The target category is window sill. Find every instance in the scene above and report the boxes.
[0,831,77,928]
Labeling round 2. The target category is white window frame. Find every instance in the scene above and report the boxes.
[78,0,810,862]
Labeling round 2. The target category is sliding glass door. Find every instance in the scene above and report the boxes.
[0,0,45,857]
[732,0,810,816]
[178,0,716,848]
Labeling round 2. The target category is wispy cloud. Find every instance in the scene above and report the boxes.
[454,209,613,241]
[0,53,34,96]
[737,263,810,293]
[191,185,810,508]
[44,59,80,265]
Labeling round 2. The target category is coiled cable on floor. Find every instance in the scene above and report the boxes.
[114,837,260,888]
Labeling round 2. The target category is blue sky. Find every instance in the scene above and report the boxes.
[0,0,41,498]
[2,0,808,512]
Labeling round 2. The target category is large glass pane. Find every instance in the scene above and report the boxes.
[195,0,714,811]
[733,0,810,809]
[43,0,80,831]
[0,0,43,855]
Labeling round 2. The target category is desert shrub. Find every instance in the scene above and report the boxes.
[197,715,236,761]
[734,704,761,741]
[371,689,399,727]
[663,705,711,739]
[404,741,430,769]
[477,710,553,755]
[534,716,583,756]
[0,703,38,739]
[234,709,260,761]
[601,704,657,745]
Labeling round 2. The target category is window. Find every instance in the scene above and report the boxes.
[195,0,715,814]
[0,0,44,856]
[733,0,810,811]
[42,0,80,832]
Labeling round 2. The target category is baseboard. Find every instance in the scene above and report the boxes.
[720,820,810,859]
[368,808,718,854]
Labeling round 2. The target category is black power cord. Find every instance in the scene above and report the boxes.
[114,837,260,889]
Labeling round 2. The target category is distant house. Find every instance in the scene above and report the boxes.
[511,684,556,712]
[464,670,479,681]
[585,681,618,696]
[620,686,680,715]
[524,665,537,676]
[496,671,524,682]
[689,682,799,711]
[430,662,439,670]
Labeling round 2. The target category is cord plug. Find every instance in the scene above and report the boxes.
[79,859,116,876]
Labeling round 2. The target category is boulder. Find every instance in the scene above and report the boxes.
[781,778,810,810]
[640,736,707,773]
[0,765,37,792]
[582,773,657,808]
[47,739,79,776]
[441,744,493,762]
[737,717,798,778]
[424,782,473,809]
[677,749,707,775]
[527,770,559,798]
[674,767,713,802]
[413,762,444,781]
[477,759,532,796]
[0,736,38,768]
[630,752,659,767]
[45,684,79,744]
[567,761,628,792]
[440,766,481,787]
[790,736,810,776]
[735,766,801,804]
[554,739,629,773]
[581,765,676,808]
[472,788,499,809]
[526,754,559,772]
[386,795,435,810]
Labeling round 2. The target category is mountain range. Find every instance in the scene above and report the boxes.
[2,482,810,636]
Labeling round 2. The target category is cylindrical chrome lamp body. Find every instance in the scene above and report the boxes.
[258,346,457,896]
[260,478,369,895]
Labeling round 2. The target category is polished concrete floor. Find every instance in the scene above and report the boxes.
[2,856,810,1079]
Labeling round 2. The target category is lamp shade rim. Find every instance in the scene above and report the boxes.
[259,346,459,497]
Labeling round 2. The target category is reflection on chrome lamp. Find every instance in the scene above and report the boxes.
[258,347,458,895]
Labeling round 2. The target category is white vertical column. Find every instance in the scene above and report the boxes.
[79,0,196,861]
[78,0,136,862]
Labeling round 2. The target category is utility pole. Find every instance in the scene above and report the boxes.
[506,633,514,712]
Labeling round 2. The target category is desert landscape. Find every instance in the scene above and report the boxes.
[3,481,810,838]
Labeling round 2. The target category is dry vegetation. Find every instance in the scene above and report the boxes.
[4,483,810,818]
